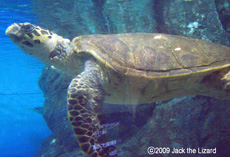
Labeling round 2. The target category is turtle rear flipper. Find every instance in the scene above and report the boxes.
[67,60,118,157]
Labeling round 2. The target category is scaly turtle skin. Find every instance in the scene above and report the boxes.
[6,23,230,156]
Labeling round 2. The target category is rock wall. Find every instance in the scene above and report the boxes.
[120,96,230,156]
[154,0,230,45]
[33,0,230,156]
[32,0,156,39]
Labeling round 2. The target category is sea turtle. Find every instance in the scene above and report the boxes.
[6,23,230,157]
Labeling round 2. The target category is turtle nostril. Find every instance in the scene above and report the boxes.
[5,24,20,35]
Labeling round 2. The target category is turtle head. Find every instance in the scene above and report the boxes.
[6,23,70,65]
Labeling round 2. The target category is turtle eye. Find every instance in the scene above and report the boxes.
[22,24,35,32]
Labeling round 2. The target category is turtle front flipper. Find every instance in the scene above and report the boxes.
[67,61,118,157]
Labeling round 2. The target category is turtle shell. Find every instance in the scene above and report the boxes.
[71,33,230,78]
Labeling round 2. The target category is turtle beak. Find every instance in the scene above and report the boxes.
[5,23,23,42]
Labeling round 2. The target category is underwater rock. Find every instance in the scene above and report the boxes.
[215,0,230,33]
[155,0,230,45]
[38,66,79,153]
[33,0,157,39]
[120,96,230,156]
[35,134,85,157]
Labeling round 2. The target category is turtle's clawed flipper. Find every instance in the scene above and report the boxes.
[221,71,230,90]
[67,61,118,157]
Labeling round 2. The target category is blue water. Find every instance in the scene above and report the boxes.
[0,1,52,156]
